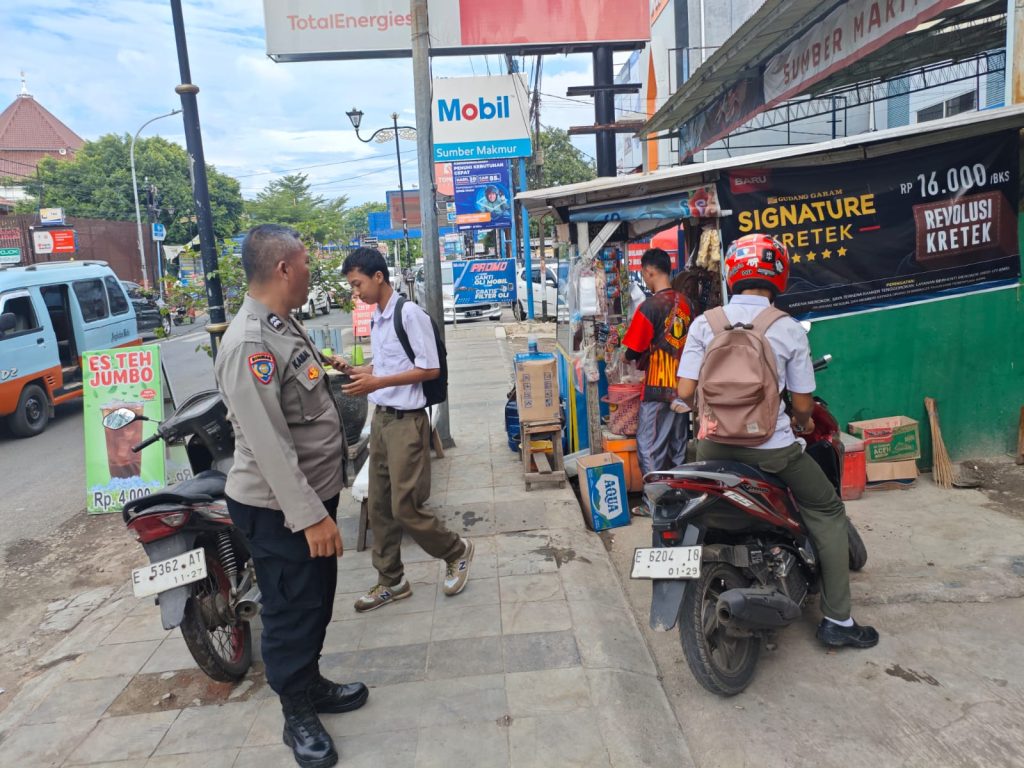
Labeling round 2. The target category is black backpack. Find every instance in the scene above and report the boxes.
[392,296,448,406]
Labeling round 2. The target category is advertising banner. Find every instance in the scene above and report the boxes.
[263,0,649,61]
[32,228,76,255]
[764,0,960,103]
[352,298,377,337]
[718,133,1021,318]
[570,186,720,222]
[432,75,532,162]
[0,227,22,265]
[84,345,165,514]
[452,160,513,231]
[386,189,422,229]
[451,258,516,304]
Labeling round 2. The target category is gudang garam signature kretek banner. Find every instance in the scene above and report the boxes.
[718,132,1021,318]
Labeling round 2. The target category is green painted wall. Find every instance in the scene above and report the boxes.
[809,283,1023,466]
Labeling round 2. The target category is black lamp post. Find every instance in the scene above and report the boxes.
[346,108,416,269]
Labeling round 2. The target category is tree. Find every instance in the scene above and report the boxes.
[244,173,348,245]
[23,134,244,242]
[527,127,596,190]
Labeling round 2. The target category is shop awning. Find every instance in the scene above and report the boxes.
[640,0,1007,156]
[517,104,1024,222]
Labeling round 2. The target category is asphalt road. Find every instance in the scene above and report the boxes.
[0,310,354,564]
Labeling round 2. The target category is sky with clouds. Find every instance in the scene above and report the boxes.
[1,0,612,205]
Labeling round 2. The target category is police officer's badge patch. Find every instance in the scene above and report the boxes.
[267,313,284,331]
[306,365,320,382]
[249,352,276,384]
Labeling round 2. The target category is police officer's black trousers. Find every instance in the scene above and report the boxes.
[226,494,340,696]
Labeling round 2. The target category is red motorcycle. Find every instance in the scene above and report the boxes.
[637,354,867,696]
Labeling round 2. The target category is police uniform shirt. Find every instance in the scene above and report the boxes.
[367,290,439,411]
[214,294,343,531]
[677,294,816,450]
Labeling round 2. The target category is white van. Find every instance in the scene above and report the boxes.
[0,261,140,437]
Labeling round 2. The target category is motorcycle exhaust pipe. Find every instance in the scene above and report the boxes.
[716,588,801,631]
[235,586,262,621]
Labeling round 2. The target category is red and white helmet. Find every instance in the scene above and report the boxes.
[724,233,789,297]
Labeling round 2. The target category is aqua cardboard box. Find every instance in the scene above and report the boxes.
[847,416,921,463]
[576,452,630,531]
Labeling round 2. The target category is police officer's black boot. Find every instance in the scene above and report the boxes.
[281,691,338,768]
[309,674,369,714]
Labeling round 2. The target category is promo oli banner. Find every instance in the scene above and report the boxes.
[718,132,1021,318]
[84,345,165,514]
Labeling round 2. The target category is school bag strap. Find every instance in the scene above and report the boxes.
[392,295,416,365]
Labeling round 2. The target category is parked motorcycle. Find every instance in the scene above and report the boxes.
[637,354,868,696]
[102,390,259,682]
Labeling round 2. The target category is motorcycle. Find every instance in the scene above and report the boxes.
[637,354,868,697]
[102,390,259,682]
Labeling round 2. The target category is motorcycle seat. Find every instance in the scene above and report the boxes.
[123,470,227,518]
[686,460,789,490]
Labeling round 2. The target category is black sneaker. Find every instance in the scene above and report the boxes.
[816,618,879,649]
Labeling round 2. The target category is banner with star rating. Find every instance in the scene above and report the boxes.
[719,132,1020,318]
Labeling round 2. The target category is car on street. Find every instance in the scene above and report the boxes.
[514,266,567,322]
[297,285,330,319]
[414,262,503,323]
[122,281,170,337]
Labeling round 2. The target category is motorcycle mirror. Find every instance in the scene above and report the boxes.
[102,407,142,430]
[800,320,812,333]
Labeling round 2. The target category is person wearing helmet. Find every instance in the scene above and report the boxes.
[675,233,879,650]
[478,185,510,215]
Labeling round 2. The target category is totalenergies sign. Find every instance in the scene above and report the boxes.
[432,75,532,162]
[262,0,649,61]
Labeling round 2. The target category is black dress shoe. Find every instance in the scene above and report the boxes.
[816,618,879,649]
[281,692,338,768]
[309,675,369,714]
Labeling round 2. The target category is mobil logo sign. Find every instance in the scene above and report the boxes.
[432,74,532,163]
[438,94,513,123]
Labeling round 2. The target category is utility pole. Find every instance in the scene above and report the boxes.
[411,0,454,447]
[169,0,227,356]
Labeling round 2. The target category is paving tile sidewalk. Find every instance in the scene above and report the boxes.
[0,321,693,768]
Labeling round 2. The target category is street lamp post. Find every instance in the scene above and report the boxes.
[130,109,180,290]
[345,108,416,267]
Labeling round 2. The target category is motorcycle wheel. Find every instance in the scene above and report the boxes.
[180,553,252,682]
[679,561,761,697]
[848,520,868,572]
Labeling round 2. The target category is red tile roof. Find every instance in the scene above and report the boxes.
[0,94,84,179]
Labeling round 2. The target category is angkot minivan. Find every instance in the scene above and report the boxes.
[0,261,140,437]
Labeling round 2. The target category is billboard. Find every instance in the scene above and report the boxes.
[264,0,650,60]
[32,228,76,255]
[452,160,513,232]
[386,189,422,230]
[432,75,532,162]
[451,258,516,304]
[718,133,1021,319]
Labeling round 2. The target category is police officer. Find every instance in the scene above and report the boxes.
[215,224,366,768]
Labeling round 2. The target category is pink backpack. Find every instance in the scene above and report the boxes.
[696,306,789,446]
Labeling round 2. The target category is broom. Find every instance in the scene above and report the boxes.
[924,397,954,488]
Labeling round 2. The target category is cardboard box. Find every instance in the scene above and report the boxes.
[576,452,631,531]
[847,416,921,463]
[515,356,560,423]
[865,459,918,490]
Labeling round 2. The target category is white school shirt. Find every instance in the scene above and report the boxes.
[677,294,817,450]
[368,290,440,410]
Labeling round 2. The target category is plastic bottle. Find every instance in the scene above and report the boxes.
[527,336,539,355]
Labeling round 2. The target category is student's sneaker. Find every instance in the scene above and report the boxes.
[354,580,412,613]
[443,538,474,596]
